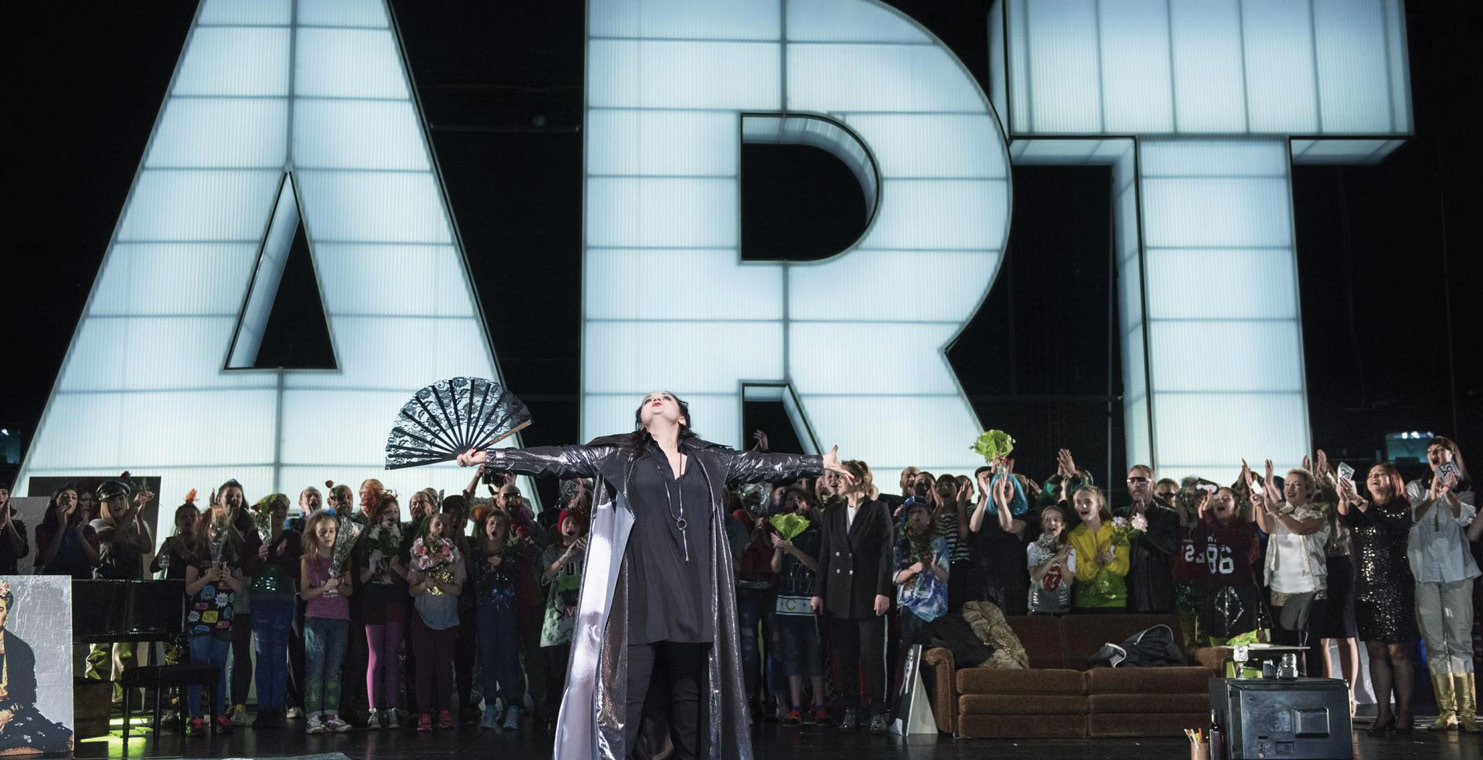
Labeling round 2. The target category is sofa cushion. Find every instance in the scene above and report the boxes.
[1006,615,1066,669]
[1088,692,1211,714]
[958,667,1085,696]
[959,694,1086,716]
[1084,665,1212,695]
[1059,614,1181,668]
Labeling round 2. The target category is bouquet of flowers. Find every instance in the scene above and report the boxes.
[366,522,403,560]
[328,514,364,580]
[970,429,1015,464]
[250,494,278,541]
[412,535,457,595]
[1109,513,1147,547]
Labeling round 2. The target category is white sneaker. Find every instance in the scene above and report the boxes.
[385,709,401,729]
[306,716,325,735]
[231,704,249,726]
[325,716,352,733]
[286,706,304,720]
[365,709,381,730]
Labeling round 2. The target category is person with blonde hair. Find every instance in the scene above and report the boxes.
[1405,437,1478,731]
[1067,485,1130,611]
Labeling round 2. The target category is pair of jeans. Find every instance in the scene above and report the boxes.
[828,615,887,711]
[736,587,774,701]
[410,614,459,714]
[476,605,523,706]
[624,641,710,760]
[365,622,404,710]
[304,617,348,718]
[253,600,294,711]
[188,635,231,719]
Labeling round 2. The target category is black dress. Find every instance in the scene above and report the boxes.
[1345,500,1417,643]
[0,631,74,753]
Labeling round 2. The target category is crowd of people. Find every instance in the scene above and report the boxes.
[2,432,1478,739]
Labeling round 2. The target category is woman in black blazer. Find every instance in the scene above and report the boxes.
[810,461,895,733]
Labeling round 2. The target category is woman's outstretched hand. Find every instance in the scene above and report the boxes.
[822,446,855,483]
[457,448,487,467]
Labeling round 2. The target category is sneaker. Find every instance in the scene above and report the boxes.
[417,713,433,733]
[286,706,304,720]
[783,710,802,725]
[231,704,249,726]
[438,709,456,730]
[838,708,858,732]
[325,715,352,733]
[502,706,519,731]
[306,715,326,735]
[385,709,401,730]
[188,716,208,737]
[216,714,234,735]
[811,707,830,725]
[867,711,888,734]
[365,709,381,730]
[481,706,500,730]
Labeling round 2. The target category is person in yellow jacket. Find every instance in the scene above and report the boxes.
[1067,486,1131,610]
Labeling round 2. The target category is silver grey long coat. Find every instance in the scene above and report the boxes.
[484,434,822,760]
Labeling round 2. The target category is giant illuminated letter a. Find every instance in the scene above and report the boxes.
[992,0,1412,482]
[583,0,1011,483]
[16,0,514,503]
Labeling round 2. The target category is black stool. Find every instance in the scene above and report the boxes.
[120,663,220,742]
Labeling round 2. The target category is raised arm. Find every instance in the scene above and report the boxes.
[725,449,824,486]
[461,443,619,480]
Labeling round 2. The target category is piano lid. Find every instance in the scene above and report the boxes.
[71,580,186,643]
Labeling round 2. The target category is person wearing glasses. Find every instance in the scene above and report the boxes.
[1115,466,1179,613]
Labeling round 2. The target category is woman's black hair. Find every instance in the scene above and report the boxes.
[40,483,79,537]
[621,391,698,457]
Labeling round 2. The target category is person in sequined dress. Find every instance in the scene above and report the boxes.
[1338,463,1416,734]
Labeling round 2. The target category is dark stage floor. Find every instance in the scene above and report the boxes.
[74,718,1482,760]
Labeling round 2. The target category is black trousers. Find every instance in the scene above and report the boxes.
[828,615,887,712]
[624,641,709,760]
[231,612,253,706]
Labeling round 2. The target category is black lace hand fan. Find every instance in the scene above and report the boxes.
[384,377,531,469]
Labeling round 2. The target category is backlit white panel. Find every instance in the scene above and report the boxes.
[88,244,259,316]
[173,27,291,97]
[147,99,288,169]
[1240,0,1319,134]
[119,171,282,241]
[17,0,520,531]
[996,0,1411,145]
[1313,0,1393,133]
[583,0,1008,481]
[294,29,408,99]
[293,100,430,170]
[298,0,390,28]
[1098,0,1174,133]
[1138,139,1307,482]
[591,0,780,40]
[1169,0,1247,133]
[585,250,783,321]
[787,0,930,43]
[586,110,740,177]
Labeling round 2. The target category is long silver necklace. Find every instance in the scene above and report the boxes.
[654,455,690,562]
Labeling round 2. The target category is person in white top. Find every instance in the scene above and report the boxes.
[1249,462,1330,663]
[1405,436,1480,732]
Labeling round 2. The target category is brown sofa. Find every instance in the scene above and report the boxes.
[924,613,1218,738]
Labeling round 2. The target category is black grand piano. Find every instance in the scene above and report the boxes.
[72,579,186,644]
[71,580,187,740]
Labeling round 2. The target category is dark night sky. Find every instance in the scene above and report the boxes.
[3,1,1480,496]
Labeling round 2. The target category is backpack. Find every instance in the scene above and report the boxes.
[1087,624,1184,668]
